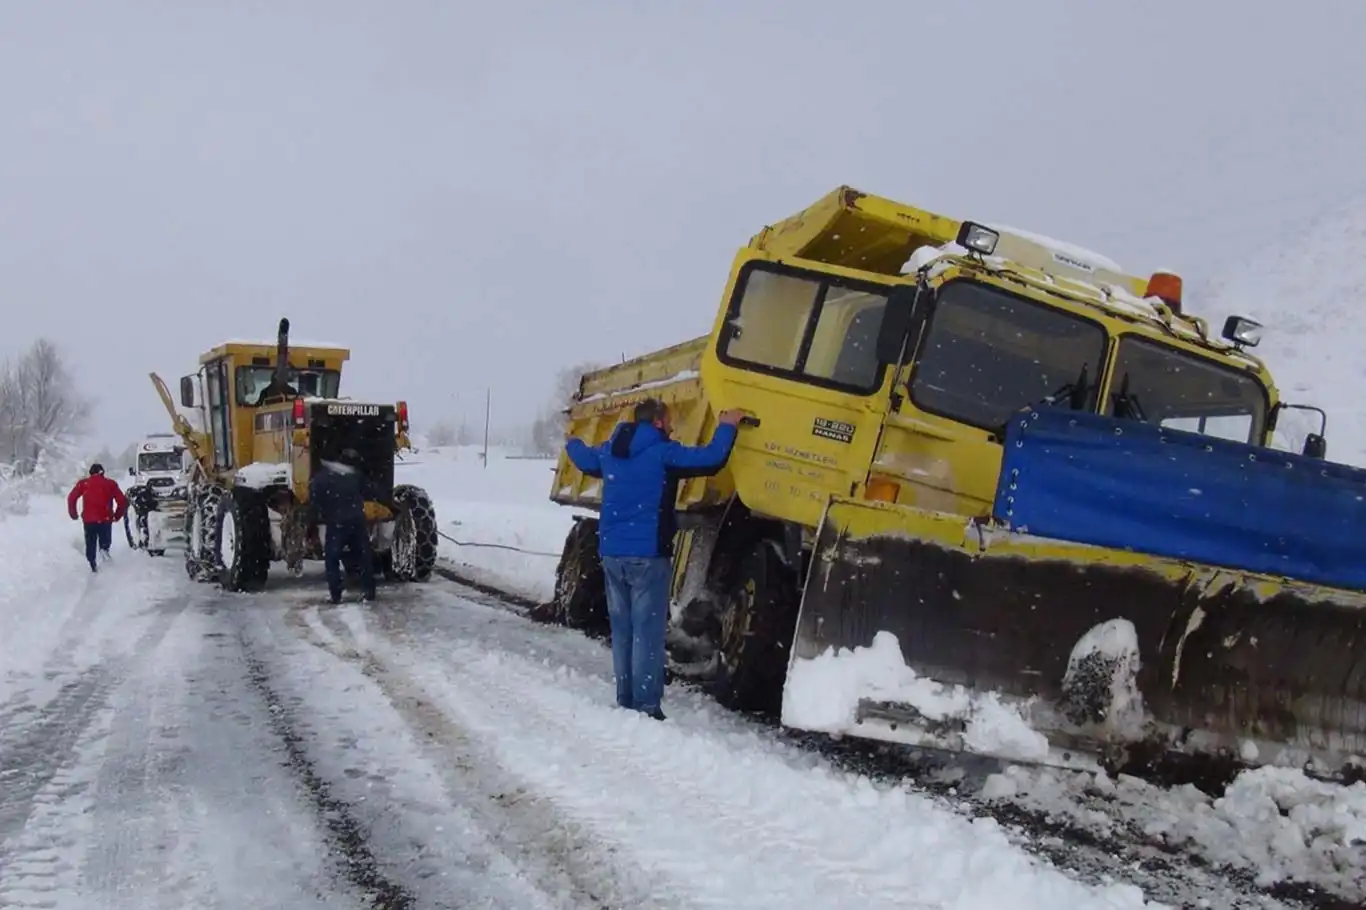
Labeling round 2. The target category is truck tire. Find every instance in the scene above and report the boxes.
[185,485,225,582]
[711,533,800,716]
[549,518,608,636]
[391,485,437,582]
[216,489,271,592]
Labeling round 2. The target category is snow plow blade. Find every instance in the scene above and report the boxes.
[783,408,1366,782]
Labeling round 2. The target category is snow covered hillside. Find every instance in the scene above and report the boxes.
[1199,197,1366,467]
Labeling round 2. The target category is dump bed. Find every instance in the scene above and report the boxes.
[552,336,733,512]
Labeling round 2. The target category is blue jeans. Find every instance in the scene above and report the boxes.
[83,521,112,569]
[601,556,671,714]
[324,521,375,601]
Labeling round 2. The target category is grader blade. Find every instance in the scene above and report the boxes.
[782,408,1366,783]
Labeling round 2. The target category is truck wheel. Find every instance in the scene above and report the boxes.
[216,490,271,592]
[549,518,608,635]
[711,534,800,716]
[186,485,225,581]
[391,485,437,582]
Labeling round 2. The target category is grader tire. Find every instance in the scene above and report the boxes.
[215,489,271,592]
[391,485,438,582]
[185,485,225,582]
[711,533,800,717]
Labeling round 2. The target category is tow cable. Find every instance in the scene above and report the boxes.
[435,529,560,559]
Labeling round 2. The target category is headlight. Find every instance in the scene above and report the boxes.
[1221,315,1263,348]
[955,221,1000,256]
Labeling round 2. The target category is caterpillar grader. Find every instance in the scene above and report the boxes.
[545,185,1366,785]
[151,319,438,592]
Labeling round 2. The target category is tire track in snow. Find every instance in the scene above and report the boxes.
[0,596,187,848]
[294,600,668,909]
[233,615,416,910]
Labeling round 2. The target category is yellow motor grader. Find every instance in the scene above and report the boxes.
[547,186,1362,785]
[151,318,438,592]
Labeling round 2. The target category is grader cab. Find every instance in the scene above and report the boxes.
[151,318,438,592]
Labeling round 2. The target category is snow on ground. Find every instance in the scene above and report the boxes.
[395,446,579,601]
[0,495,177,707]
[978,764,1366,902]
[246,579,1158,910]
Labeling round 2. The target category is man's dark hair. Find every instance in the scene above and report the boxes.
[89,463,104,476]
[633,398,667,424]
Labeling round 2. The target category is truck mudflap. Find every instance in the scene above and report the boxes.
[783,497,1366,782]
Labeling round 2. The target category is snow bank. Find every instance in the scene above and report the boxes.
[986,764,1366,902]
[783,631,1051,763]
[394,447,582,601]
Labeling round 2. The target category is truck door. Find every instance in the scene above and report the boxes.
[704,258,899,528]
[204,359,234,470]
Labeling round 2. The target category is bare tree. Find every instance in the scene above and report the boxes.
[0,339,92,473]
[529,361,600,455]
[426,419,459,448]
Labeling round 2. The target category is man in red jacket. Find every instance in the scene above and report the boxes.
[68,464,128,572]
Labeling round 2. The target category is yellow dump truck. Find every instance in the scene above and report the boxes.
[547,186,1364,783]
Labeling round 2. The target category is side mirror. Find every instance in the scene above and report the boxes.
[876,285,921,365]
[128,467,136,476]
[1303,433,1327,459]
[179,375,197,409]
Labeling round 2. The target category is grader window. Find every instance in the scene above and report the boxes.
[910,280,1107,432]
[718,262,892,394]
[235,366,341,406]
[1106,336,1268,444]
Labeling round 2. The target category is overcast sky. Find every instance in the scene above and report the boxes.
[3,1,1365,449]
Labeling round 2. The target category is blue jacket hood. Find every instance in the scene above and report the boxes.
[609,421,667,459]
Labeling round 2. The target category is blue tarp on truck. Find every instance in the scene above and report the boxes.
[993,406,1366,592]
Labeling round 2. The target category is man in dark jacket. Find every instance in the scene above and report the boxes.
[565,399,743,719]
[67,464,128,572]
[307,449,376,604]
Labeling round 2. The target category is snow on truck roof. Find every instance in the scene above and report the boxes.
[988,223,1125,274]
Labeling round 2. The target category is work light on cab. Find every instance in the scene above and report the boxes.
[955,221,1000,256]
[1221,315,1263,349]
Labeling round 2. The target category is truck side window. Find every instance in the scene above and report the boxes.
[1107,336,1266,444]
[909,280,1106,432]
[722,269,821,372]
[718,262,892,395]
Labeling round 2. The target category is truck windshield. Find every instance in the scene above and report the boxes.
[1105,336,1267,444]
[235,367,340,406]
[138,451,181,472]
[910,281,1107,432]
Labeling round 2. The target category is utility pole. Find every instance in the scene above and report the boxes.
[481,388,491,469]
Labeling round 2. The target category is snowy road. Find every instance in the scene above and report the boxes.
[0,535,1359,909]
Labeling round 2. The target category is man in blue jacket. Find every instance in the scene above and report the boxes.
[566,399,744,720]
[308,448,378,604]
